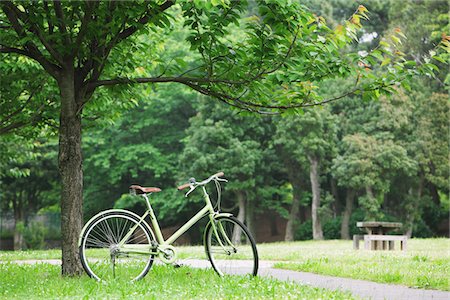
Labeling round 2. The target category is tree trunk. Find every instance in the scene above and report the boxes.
[406,175,424,238]
[12,193,24,250]
[365,186,378,220]
[245,199,255,240]
[58,71,84,276]
[340,189,355,240]
[284,185,301,242]
[309,155,323,240]
[330,178,340,217]
[232,191,246,244]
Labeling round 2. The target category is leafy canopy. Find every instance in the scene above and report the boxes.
[2,0,447,120]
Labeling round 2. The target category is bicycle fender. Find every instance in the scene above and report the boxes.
[203,213,234,245]
[212,213,233,219]
[204,212,234,229]
[78,209,142,247]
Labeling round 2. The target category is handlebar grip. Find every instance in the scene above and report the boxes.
[177,183,191,191]
[213,171,224,178]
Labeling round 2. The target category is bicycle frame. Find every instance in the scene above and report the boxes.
[118,186,232,256]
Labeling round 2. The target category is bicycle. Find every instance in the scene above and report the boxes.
[78,172,259,281]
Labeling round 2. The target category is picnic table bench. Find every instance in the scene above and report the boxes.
[353,221,407,251]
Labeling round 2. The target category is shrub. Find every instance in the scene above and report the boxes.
[294,220,312,240]
[323,217,342,239]
[412,219,433,238]
[24,222,47,250]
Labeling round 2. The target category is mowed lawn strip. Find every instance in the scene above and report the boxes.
[0,263,356,299]
[1,239,448,291]
[260,239,449,291]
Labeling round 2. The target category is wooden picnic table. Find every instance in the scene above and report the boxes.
[354,221,406,251]
[357,221,402,235]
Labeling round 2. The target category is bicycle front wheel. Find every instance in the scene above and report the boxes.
[79,212,155,281]
[205,216,258,276]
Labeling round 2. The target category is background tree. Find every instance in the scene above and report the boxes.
[332,93,417,230]
[272,132,309,242]
[403,91,449,237]
[275,109,337,240]
[180,99,266,242]
[0,136,59,249]
[83,83,196,221]
[0,55,58,136]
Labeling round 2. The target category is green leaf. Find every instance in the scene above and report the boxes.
[432,55,447,64]
[391,36,401,45]
[381,57,391,67]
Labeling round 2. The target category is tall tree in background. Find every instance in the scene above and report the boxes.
[1,1,445,275]
[83,83,197,220]
[272,132,309,242]
[0,137,59,249]
[332,94,417,223]
[275,109,337,240]
[405,91,449,236]
[180,99,265,242]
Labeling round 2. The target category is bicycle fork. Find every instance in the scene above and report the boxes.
[210,217,237,255]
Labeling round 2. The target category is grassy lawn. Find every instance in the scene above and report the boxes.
[0,263,355,300]
[263,238,450,291]
[1,238,448,291]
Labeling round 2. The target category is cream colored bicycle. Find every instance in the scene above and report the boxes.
[78,172,258,281]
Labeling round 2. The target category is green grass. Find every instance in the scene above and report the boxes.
[1,238,448,291]
[0,263,355,299]
[0,249,61,261]
[261,238,450,291]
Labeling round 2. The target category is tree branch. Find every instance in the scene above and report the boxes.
[1,2,60,77]
[53,0,71,45]
[73,1,95,58]
[1,1,26,36]
[5,1,63,64]
[0,45,34,58]
[114,1,175,45]
[0,85,42,127]
[87,1,176,84]
[43,1,54,34]
[76,1,176,111]
[29,23,63,65]
[89,75,256,90]
[0,103,47,135]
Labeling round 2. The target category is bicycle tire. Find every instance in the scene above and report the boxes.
[204,216,258,276]
[79,211,155,281]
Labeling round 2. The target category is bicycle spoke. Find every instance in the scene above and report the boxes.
[80,213,155,282]
[85,236,109,248]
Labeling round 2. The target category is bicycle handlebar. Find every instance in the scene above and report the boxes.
[177,172,226,192]
[177,183,191,191]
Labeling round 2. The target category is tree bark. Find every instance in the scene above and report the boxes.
[58,70,84,276]
[309,155,323,240]
[330,178,340,217]
[245,198,255,240]
[12,193,24,250]
[284,185,301,242]
[232,191,246,244]
[340,189,355,240]
[365,185,377,220]
[406,175,424,238]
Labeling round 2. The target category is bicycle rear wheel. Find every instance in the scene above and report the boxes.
[205,216,258,276]
[79,212,155,281]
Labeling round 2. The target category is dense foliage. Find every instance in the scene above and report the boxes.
[0,0,448,258]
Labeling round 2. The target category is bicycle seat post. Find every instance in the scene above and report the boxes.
[142,193,152,211]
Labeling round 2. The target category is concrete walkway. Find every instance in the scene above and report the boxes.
[6,259,450,300]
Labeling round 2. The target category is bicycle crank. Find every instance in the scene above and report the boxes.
[159,245,177,264]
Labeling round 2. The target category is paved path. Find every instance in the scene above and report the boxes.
[6,259,450,300]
